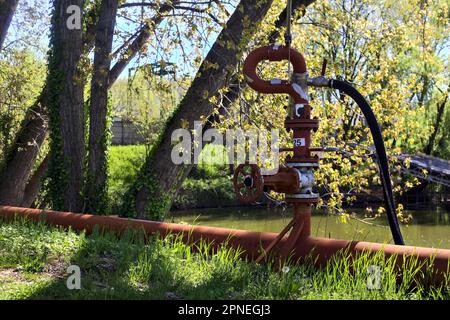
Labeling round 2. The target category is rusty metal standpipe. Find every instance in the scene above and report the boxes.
[235,43,407,261]
[235,45,320,263]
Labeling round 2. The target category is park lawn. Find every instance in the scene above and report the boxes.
[0,218,449,300]
[108,144,235,213]
[108,145,148,214]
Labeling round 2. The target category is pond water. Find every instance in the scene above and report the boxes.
[168,207,450,250]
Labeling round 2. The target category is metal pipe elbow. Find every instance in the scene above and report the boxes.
[243,45,308,103]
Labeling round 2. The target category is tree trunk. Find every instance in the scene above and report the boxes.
[127,0,275,220]
[0,2,99,207]
[424,84,449,155]
[0,5,170,208]
[0,0,19,50]
[85,0,118,214]
[0,93,47,206]
[46,0,85,212]
[21,156,49,208]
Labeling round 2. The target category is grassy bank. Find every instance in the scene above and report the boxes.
[108,145,148,214]
[108,145,235,213]
[0,218,448,300]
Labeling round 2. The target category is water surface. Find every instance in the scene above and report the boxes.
[169,207,450,249]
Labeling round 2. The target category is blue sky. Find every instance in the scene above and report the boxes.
[5,0,235,81]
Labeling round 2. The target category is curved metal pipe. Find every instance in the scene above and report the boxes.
[243,45,308,103]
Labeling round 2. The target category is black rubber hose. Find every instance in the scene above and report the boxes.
[329,79,405,245]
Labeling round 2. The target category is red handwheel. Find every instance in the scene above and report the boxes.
[233,164,264,203]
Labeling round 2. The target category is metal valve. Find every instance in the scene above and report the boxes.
[233,164,264,203]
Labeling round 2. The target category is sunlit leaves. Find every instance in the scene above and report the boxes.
[214,0,449,220]
[0,50,46,160]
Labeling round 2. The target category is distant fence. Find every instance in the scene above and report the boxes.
[111,119,145,145]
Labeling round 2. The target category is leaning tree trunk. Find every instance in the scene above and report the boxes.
[46,0,85,212]
[85,0,118,214]
[125,0,275,220]
[0,0,19,50]
[0,93,48,206]
[21,156,49,208]
[423,83,449,155]
[126,0,317,220]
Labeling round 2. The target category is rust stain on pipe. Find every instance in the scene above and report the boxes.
[1,205,449,285]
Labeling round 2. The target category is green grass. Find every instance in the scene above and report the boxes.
[173,176,235,209]
[0,218,449,300]
[0,272,53,300]
[108,144,234,212]
[108,145,147,214]
[172,145,235,209]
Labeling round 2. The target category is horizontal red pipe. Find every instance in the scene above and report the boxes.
[0,206,278,257]
[1,206,449,284]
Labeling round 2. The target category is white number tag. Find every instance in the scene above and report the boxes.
[293,138,305,147]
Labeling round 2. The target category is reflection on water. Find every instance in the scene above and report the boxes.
[168,207,450,249]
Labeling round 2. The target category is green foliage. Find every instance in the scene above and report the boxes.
[119,164,168,221]
[174,177,235,210]
[0,218,448,300]
[110,69,182,144]
[109,144,234,212]
[175,144,234,208]
[196,144,229,178]
[140,172,172,221]
[0,50,45,162]
[108,145,147,214]
[214,0,449,219]
[428,88,450,159]
[436,109,450,159]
